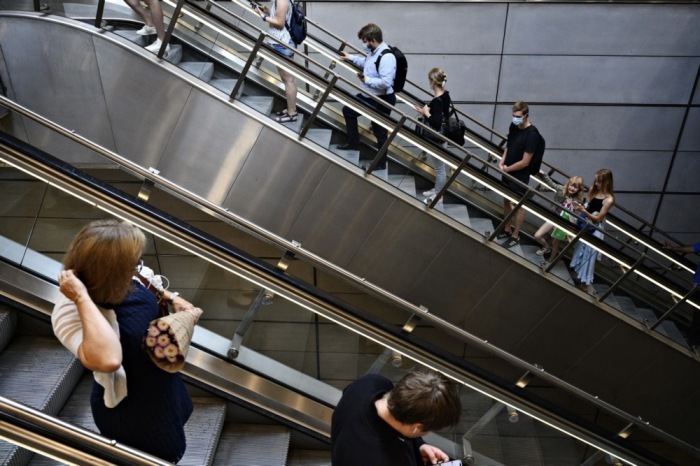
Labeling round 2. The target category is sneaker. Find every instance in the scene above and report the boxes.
[422,188,436,197]
[145,39,170,54]
[136,25,157,35]
[495,231,511,241]
[536,246,552,256]
[503,237,520,249]
[540,260,551,270]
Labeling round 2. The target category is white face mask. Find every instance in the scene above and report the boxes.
[512,116,525,126]
[361,43,372,53]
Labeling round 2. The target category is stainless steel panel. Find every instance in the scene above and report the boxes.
[504,4,700,57]
[158,89,265,205]
[679,107,700,152]
[345,201,457,296]
[0,18,116,162]
[221,127,331,237]
[499,56,698,105]
[285,163,396,267]
[93,38,193,169]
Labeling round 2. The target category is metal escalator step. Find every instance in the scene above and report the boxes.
[212,423,290,466]
[113,28,147,47]
[210,78,240,97]
[164,44,184,65]
[387,174,416,196]
[306,129,332,151]
[180,397,227,466]
[635,308,687,346]
[0,336,83,465]
[240,96,274,115]
[179,62,215,82]
[53,372,97,434]
[468,217,495,238]
[0,306,17,353]
[286,449,331,466]
[443,204,471,228]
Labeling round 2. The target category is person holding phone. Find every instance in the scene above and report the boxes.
[254,0,298,123]
[331,369,461,466]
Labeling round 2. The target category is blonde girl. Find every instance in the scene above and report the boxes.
[535,173,585,263]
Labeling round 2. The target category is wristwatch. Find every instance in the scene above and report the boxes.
[262,14,269,22]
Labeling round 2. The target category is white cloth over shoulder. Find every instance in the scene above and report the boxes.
[52,294,127,408]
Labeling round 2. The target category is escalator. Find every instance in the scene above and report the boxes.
[0,3,699,462]
[0,123,697,465]
[0,131,692,465]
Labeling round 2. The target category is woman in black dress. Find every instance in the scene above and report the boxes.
[52,219,195,462]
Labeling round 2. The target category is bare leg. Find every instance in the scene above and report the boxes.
[550,238,561,258]
[123,0,154,27]
[278,67,297,115]
[145,0,166,41]
[534,223,553,248]
[511,206,526,239]
[502,200,513,234]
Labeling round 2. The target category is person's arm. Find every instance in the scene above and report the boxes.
[363,50,396,91]
[575,196,615,223]
[662,242,697,254]
[56,270,122,372]
[256,0,287,30]
[502,151,533,173]
[162,289,201,322]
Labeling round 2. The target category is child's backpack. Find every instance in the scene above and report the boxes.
[528,125,546,174]
[285,0,307,45]
[375,46,408,93]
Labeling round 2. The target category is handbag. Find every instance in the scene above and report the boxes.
[414,116,441,143]
[576,212,598,234]
[442,101,466,146]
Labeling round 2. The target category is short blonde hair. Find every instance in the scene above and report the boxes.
[63,219,146,305]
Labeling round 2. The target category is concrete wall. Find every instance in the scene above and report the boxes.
[309,2,700,244]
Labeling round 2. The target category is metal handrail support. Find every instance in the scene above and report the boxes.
[365,115,406,175]
[159,0,188,59]
[543,225,588,273]
[94,0,105,28]
[299,74,339,139]
[426,153,473,209]
[227,287,271,358]
[599,255,646,303]
[648,285,698,332]
[487,188,534,242]
[230,33,267,100]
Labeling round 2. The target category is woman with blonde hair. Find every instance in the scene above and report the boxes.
[569,169,615,295]
[52,219,197,462]
[413,67,452,204]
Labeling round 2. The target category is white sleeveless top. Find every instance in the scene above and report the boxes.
[266,0,292,44]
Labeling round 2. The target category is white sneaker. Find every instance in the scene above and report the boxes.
[535,246,552,256]
[145,39,170,54]
[137,25,157,35]
[422,188,436,197]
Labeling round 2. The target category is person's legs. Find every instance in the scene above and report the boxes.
[144,0,165,40]
[341,97,362,148]
[277,66,297,115]
[433,156,447,194]
[534,223,553,249]
[500,200,513,236]
[123,0,153,27]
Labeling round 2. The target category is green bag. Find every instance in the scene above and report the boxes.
[551,211,571,241]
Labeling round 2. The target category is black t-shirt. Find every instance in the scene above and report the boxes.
[331,374,425,466]
[426,91,452,130]
[504,123,539,181]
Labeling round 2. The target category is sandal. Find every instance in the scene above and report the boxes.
[274,109,297,117]
[275,112,298,123]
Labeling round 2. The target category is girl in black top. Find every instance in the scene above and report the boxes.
[413,68,452,204]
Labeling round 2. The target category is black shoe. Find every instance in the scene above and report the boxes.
[496,231,511,241]
[503,237,520,249]
[337,143,360,151]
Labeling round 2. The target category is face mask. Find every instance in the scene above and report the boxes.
[361,44,372,53]
[512,116,524,126]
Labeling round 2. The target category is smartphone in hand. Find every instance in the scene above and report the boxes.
[436,461,463,466]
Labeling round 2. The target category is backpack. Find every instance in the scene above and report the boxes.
[285,0,307,45]
[528,125,546,174]
[375,46,408,93]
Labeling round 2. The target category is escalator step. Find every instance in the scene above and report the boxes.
[0,305,16,353]
[286,449,332,466]
[240,95,274,115]
[179,62,215,82]
[212,423,290,466]
[180,397,227,466]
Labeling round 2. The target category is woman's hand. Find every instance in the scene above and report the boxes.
[58,270,89,304]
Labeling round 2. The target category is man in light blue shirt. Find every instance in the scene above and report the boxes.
[337,23,397,170]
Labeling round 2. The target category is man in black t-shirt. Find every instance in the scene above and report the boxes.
[331,370,462,466]
[497,101,540,249]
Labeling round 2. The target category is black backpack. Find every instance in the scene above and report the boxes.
[528,125,546,174]
[285,0,307,45]
[375,46,408,93]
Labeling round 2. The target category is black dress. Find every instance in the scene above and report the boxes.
[91,282,193,463]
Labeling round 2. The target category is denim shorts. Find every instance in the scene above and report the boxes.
[272,40,295,58]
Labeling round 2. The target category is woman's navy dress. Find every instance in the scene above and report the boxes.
[91,283,193,463]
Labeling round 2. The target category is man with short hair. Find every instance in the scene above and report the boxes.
[497,101,539,248]
[331,369,462,466]
[337,23,397,170]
